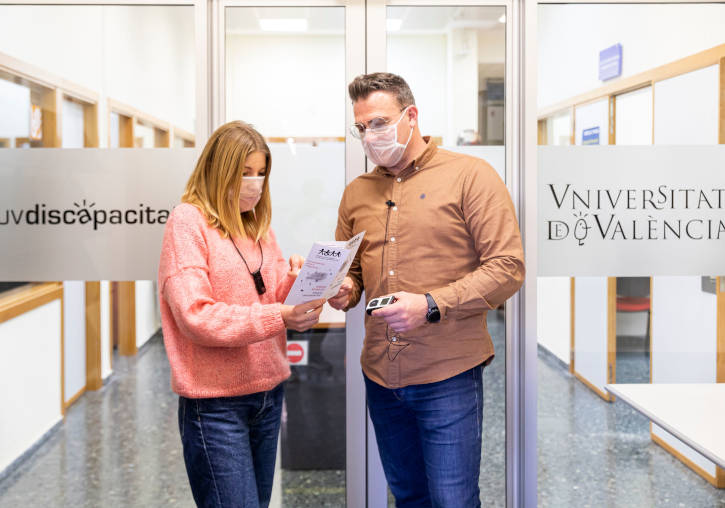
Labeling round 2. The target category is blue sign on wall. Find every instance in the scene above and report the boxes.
[599,44,623,81]
[582,127,600,145]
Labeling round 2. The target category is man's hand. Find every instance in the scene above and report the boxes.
[329,276,354,310]
[281,298,325,332]
[371,292,428,333]
[288,255,305,277]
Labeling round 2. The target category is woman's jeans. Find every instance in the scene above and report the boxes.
[178,384,284,508]
[364,365,484,508]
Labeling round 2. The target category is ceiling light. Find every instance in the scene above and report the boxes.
[387,18,403,32]
[259,18,308,32]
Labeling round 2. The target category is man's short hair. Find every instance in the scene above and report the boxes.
[348,72,416,108]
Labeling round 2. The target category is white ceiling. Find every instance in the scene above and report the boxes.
[225,5,505,34]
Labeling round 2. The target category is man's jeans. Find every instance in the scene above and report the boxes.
[364,365,484,508]
[178,384,284,508]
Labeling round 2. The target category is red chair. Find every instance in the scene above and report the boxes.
[616,278,651,350]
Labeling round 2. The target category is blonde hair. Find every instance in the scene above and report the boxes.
[182,121,272,241]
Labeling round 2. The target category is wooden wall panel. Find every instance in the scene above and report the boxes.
[85,282,102,390]
[117,282,137,356]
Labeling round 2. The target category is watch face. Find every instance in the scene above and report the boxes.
[427,308,441,323]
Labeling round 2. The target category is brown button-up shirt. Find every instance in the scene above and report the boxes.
[336,138,525,388]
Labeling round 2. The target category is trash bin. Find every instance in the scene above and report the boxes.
[281,327,346,470]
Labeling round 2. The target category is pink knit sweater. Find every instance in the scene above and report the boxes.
[158,203,295,398]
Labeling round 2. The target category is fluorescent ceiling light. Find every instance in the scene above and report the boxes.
[498,14,506,23]
[259,18,308,32]
[387,18,403,31]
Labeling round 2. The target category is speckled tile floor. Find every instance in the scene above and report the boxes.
[1,319,724,507]
[538,348,725,507]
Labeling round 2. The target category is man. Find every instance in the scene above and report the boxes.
[330,72,524,507]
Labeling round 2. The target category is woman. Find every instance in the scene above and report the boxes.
[158,121,324,508]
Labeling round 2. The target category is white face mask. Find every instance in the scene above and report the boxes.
[361,106,413,168]
[238,176,265,212]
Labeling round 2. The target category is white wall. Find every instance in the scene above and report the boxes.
[100,281,112,380]
[537,277,571,365]
[225,34,345,138]
[538,4,725,109]
[103,6,195,133]
[547,110,571,146]
[0,5,195,134]
[0,78,30,142]
[477,28,505,65]
[135,281,160,349]
[448,28,479,145]
[0,300,62,473]
[109,112,120,149]
[134,123,155,149]
[0,6,103,92]
[573,277,609,392]
[615,86,652,146]
[388,34,448,140]
[653,65,719,146]
[63,282,86,403]
[62,99,84,149]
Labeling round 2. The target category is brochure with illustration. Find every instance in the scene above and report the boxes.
[284,231,365,306]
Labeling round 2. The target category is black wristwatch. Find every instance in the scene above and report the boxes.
[425,293,441,323]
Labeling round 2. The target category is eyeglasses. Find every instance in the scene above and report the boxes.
[349,108,406,139]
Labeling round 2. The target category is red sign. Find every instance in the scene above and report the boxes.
[287,342,305,364]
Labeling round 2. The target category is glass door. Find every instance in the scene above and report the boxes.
[366,1,516,505]
[536,2,725,505]
[217,2,366,506]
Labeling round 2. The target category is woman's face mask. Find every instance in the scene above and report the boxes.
[238,176,265,212]
[361,106,413,168]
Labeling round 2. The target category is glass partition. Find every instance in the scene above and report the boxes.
[537,4,725,505]
[225,6,348,505]
[0,5,196,503]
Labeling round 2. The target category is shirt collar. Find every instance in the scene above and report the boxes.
[374,136,438,177]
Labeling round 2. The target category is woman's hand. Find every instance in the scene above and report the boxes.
[281,298,325,332]
[328,277,353,310]
[288,255,305,277]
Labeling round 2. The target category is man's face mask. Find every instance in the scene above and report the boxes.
[238,176,265,212]
[361,106,413,168]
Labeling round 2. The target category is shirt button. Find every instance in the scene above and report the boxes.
[390,237,396,242]
[393,206,398,211]
[396,177,402,182]
[389,270,395,276]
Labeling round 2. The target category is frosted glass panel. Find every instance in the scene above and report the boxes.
[226,7,347,506]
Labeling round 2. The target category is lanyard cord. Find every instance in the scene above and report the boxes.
[230,238,266,295]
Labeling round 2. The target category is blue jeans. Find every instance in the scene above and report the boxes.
[178,384,284,508]
[364,366,484,508]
